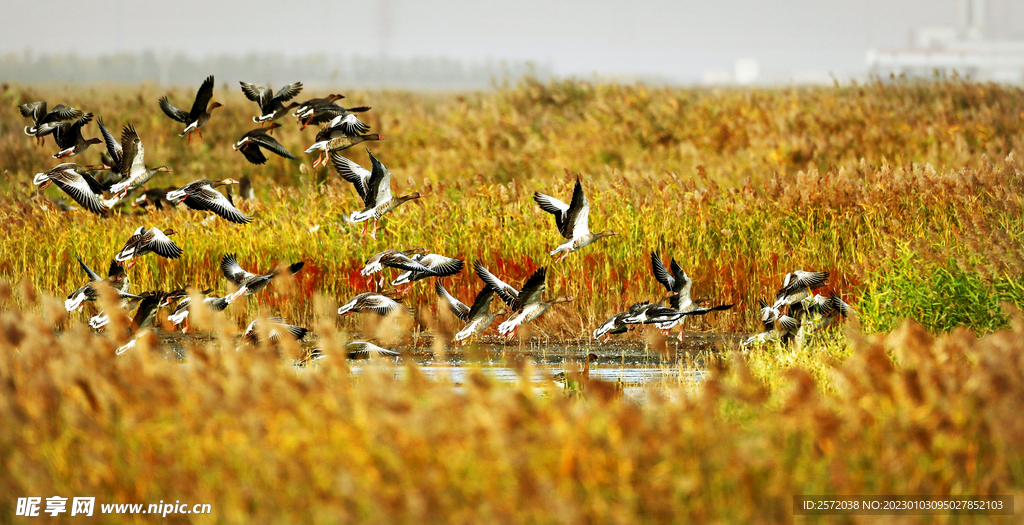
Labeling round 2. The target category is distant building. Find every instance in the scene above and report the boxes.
[866,0,1024,83]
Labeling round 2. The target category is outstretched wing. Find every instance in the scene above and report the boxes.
[533,192,569,235]
[120,124,145,178]
[185,185,252,224]
[77,255,102,282]
[239,81,266,104]
[145,228,183,259]
[419,254,464,277]
[240,145,268,165]
[221,254,257,285]
[330,153,371,199]
[513,267,547,312]
[560,176,590,239]
[273,82,303,102]
[465,287,495,320]
[97,117,123,171]
[434,281,470,322]
[19,101,45,119]
[251,133,296,160]
[50,167,108,215]
[159,96,190,123]
[473,261,519,309]
[650,252,675,292]
[669,259,692,302]
[189,75,215,120]
[364,151,393,207]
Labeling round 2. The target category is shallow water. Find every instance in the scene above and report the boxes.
[159,331,743,399]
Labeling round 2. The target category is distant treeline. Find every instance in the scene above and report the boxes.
[0,51,552,89]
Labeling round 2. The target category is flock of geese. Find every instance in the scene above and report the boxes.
[20,76,851,360]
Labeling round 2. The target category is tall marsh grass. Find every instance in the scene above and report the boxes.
[1,79,1022,337]
[1,286,1022,523]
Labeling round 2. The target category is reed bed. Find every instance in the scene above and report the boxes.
[2,79,1023,337]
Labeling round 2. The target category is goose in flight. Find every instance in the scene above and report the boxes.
[435,281,507,342]
[489,267,574,338]
[239,80,303,126]
[165,178,251,224]
[305,115,379,168]
[108,124,173,198]
[233,123,297,164]
[343,151,421,239]
[650,252,734,340]
[51,113,101,158]
[220,253,304,300]
[65,257,134,312]
[32,163,113,215]
[337,290,406,316]
[533,175,618,263]
[390,253,464,286]
[159,75,223,144]
[19,101,83,145]
[345,341,400,360]
[773,270,830,309]
[114,226,183,267]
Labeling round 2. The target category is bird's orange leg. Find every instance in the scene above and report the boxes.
[186,132,192,145]
[370,221,379,240]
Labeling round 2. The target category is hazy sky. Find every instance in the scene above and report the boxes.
[3,0,1018,82]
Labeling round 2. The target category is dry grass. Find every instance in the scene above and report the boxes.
[1,284,1023,523]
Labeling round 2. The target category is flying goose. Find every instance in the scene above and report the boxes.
[19,101,83,145]
[534,175,618,262]
[743,315,800,347]
[220,253,304,299]
[165,289,232,333]
[242,318,309,346]
[296,98,371,130]
[108,124,173,198]
[233,123,297,164]
[592,311,633,341]
[591,300,663,341]
[345,151,421,239]
[159,75,222,144]
[495,267,574,338]
[435,281,507,342]
[114,226,183,267]
[305,115,379,168]
[165,178,251,224]
[293,94,344,119]
[391,253,465,286]
[65,257,134,312]
[32,163,113,215]
[792,293,853,345]
[773,270,830,309]
[89,289,151,330]
[239,81,303,126]
[337,290,405,316]
[650,252,734,340]
[345,341,400,359]
[51,113,101,158]
[112,292,173,355]
[360,248,431,280]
